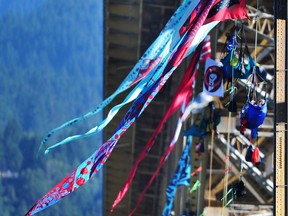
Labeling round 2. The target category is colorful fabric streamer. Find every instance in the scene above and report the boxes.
[162,136,192,216]
[38,0,201,153]
[199,35,211,63]
[26,46,172,216]
[129,102,189,216]
[129,49,213,215]
[26,1,216,215]
[190,180,201,193]
[110,37,204,213]
[129,0,249,214]
[191,166,202,177]
[204,0,248,24]
[26,0,248,215]
[128,90,215,216]
[41,0,218,154]
[44,58,170,154]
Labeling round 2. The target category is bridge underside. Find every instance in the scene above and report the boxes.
[104,1,281,215]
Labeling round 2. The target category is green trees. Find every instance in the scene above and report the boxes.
[0,0,104,215]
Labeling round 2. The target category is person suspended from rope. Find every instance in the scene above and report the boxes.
[221,26,254,83]
[195,137,205,156]
[183,113,207,137]
[183,101,221,137]
[233,178,246,199]
[240,98,267,138]
[221,25,255,115]
[239,57,268,139]
[258,98,266,106]
[249,98,265,107]
[239,84,267,139]
[207,101,222,133]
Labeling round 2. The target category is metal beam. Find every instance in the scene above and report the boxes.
[213,145,266,204]
[274,0,288,214]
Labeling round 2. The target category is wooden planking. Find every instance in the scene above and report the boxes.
[109,3,140,18]
[274,18,287,216]
[108,33,139,47]
[108,19,140,34]
[108,48,138,61]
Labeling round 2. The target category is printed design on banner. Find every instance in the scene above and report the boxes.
[203,58,224,97]
[207,0,240,18]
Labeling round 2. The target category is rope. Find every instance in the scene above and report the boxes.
[223,111,232,206]
[254,0,259,64]
[208,129,215,208]
[208,101,216,208]
[196,162,202,216]
[240,140,244,180]
[223,25,237,207]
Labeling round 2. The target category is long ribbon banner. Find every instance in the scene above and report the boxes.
[41,0,209,154]
[110,37,203,213]
[129,101,189,216]
[45,0,227,154]
[25,0,212,214]
[27,0,248,215]
[38,0,201,154]
[129,0,248,212]
[44,23,219,154]
[42,0,243,153]
[162,136,192,216]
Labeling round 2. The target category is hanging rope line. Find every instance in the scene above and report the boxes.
[223,25,237,207]
[254,0,259,64]
[208,129,215,207]
[223,111,232,205]
[240,140,244,180]
[208,103,215,208]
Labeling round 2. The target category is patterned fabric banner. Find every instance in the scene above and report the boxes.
[204,0,248,24]
[45,21,219,153]
[129,0,249,214]
[162,136,192,216]
[128,90,215,216]
[110,40,203,213]
[25,48,169,216]
[26,0,248,215]
[26,0,213,214]
[38,0,201,153]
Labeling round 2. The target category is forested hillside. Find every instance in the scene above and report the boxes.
[0,0,104,215]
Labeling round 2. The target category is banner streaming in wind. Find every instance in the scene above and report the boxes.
[127,0,249,214]
[40,0,216,154]
[162,136,192,216]
[25,1,216,215]
[204,0,248,24]
[38,0,201,154]
[110,40,203,213]
[128,91,215,216]
[41,0,248,153]
[26,0,248,215]
[199,35,211,63]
